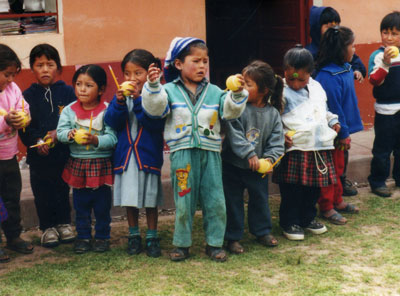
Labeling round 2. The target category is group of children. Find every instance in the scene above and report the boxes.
[0,8,399,263]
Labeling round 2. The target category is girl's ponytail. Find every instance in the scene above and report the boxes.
[270,74,284,113]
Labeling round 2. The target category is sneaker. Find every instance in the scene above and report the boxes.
[92,239,110,253]
[127,235,142,255]
[283,225,304,241]
[305,220,327,235]
[74,239,91,254]
[372,186,391,198]
[145,238,161,258]
[342,179,358,196]
[41,227,60,248]
[56,224,75,243]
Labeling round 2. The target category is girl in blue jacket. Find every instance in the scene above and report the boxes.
[104,49,165,258]
[315,26,363,225]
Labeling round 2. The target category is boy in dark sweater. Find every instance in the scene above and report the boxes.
[19,44,76,247]
[368,12,400,197]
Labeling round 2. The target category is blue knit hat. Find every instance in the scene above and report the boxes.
[164,37,205,83]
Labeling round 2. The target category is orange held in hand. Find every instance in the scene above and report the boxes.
[257,158,272,174]
[120,81,135,97]
[226,75,241,92]
[389,46,399,58]
[16,111,29,128]
[74,128,87,145]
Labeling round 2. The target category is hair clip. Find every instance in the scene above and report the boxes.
[293,72,299,78]
[333,25,340,34]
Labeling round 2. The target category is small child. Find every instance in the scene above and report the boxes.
[368,11,400,197]
[142,37,248,262]
[222,60,284,254]
[57,65,117,254]
[0,44,33,262]
[315,26,363,224]
[105,49,165,257]
[273,46,339,240]
[19,44,76,248]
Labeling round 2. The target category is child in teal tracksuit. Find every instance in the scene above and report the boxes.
[142,37,248,262]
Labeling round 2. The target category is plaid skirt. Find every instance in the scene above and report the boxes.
[272,150,337,187]
[62,157,114,189]
[0,197,8,222]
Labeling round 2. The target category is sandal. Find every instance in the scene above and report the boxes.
[0,248,10,263]
[335,203,359,214]
[256,234,278,247]
[205,245,227,262]
[169,247,189,262]
[321,212,347,225]
[226,240,244,254]
[6,237,34,254]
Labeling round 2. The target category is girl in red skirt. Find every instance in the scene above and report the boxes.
[57,65,117,253]
[273,46,340,241]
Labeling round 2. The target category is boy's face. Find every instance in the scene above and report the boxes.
[0,65,17,92]
[321,21,339,35]
[174,47,209,84]
[381,27,400,48]
[32,55,59,87]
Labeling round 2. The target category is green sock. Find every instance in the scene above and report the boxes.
[129,226,140,237]
[146,229,157,239]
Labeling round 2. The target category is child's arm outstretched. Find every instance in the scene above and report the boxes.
[221,75,248,120]
[141,63,170,118]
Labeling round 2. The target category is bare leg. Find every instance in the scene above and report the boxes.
[145,207,158,230]
[126,207,139,228]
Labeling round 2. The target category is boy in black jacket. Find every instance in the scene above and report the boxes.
[19,44,76,247]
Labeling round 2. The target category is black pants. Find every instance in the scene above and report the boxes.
[279,183,320,229]
[0,157,22,240]
[30,164,71,231]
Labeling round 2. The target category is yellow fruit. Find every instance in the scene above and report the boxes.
[74,128,88,145]
[390,46,399,58]
[120,81,135,97]
[16,111,29,128]
[257,158,272,174]
[286,130,296,137]
[226,75,241,92]
[0,109,7,116]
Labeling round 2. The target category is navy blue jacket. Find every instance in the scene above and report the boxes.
[315,63,363,139]
[306,5,366,78]
[104,96,165,176]
[19,81,76,166]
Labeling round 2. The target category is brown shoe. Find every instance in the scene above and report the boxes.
[256,234,278,247]
[6,237,34,254]
[205,245,227,262]
[226,240,244,254]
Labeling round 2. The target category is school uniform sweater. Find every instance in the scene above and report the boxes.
[142,78,248,153]
[222,103,284,169]
[0,82,30,160]
[315,63,363,139]
[369,46,400,112]
[57,100,117,159]
[281,77,339,152]
[19,81,76,166]
[104,95,165,176]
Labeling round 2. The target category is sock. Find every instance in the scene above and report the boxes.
[129,226,139,237]
[146,229,157,239]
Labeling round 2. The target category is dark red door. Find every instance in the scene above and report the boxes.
[206,0,312,87]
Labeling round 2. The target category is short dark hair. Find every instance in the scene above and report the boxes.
[175,41,208,63]
[380,11,400,32]
[121,49,162,72]
[72,64,107,99]
[316,26,354,70]
[320,7,341,26]
[283,45,314,73]
[29,43,62,71]
[0,44,21,73]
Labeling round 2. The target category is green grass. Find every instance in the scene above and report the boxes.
[1,188,400,295]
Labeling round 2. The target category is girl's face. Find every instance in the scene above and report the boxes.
[284,68,310,91]
[123,61,147,96]
[244,74,267,107]
[32,55,58,87]
[74,73,102,109]
[345,42,355,63]
[175,47,208,84]
[0,65,17,92]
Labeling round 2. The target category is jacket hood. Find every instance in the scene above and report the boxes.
[309,6,327,50]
